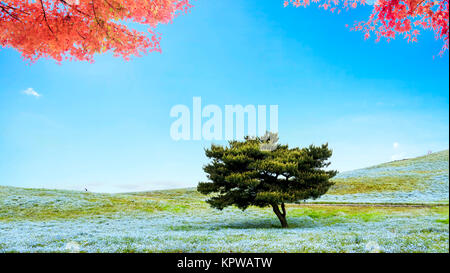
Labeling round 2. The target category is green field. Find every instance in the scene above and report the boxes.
[0,151,448,253]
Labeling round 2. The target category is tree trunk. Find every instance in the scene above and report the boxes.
[271,203,288,228]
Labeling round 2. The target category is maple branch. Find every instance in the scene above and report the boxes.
[76,29,86,40]
[0,0,191,62]
[103,0,122,11]
[91,0,123,46]
[0,1,29,14]
[0,5,21,22]
[39,0,54,34]
[91,1,108,35]
[411,0,427,12]
[416,0,426,6]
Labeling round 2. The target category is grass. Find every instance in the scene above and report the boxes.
[436,218,449,224]
[0,150,448,253]
[0,186,211,222]
[1,198,447,253]
[0,185,448,253]
[329,175,425,195]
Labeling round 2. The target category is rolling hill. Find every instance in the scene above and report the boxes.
[0,150,448,252]
[314,150,449,204]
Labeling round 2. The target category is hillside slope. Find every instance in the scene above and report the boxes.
[313,150,449,204]
[0,151,448,252]
[0,186,448,252]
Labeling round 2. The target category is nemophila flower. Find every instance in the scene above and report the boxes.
[1,211,448,252]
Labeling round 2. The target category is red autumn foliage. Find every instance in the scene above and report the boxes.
[284,0,449,55]
[0,0,191,62]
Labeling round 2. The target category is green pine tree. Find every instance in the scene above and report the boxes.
[197,132,337,228]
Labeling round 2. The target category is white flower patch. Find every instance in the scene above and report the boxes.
[0,211,448,253]
[365,241,381,253]
[65,241,80,253]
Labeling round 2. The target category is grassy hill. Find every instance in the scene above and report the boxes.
[0,150,448,253]
[314,150,449,204]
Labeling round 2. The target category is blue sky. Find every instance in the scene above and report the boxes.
[0,1,448,192]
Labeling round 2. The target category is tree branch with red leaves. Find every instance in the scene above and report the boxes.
[0,0,192,63]
[284,0,449,55]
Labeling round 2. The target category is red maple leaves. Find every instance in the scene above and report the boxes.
[285,0,449,55]
[1,1,447,63]
[0,0,191,63]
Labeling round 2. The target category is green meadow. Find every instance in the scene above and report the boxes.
[0,151,448,252]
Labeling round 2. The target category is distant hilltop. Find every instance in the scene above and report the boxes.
[314,150,449,204]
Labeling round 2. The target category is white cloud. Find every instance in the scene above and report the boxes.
[393,142,399,149]
[391,153,405,161]
[22,87,41,98]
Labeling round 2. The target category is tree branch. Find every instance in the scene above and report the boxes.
[0,5,21,22]
[0,2,30,15]
[39,0,54,34]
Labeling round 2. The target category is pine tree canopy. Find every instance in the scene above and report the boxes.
[197,132,337,228]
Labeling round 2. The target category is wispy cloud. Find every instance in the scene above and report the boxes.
[393,142,399,149]
[22,87,41,98]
